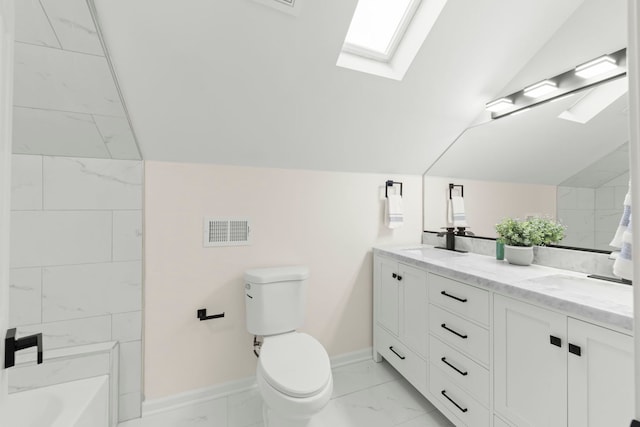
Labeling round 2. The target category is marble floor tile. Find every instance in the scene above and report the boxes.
[331,358,402,399]
[310,378,438,427]
[227,387,263,427]
[137,398,228,427]
[118,361,453,427]
[393,411,454,427]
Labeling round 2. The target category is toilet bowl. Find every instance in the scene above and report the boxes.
[244,266,333,426]
[256,332,332,427]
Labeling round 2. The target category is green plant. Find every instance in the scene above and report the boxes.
[495,217,565,247]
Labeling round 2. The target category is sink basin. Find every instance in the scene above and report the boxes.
[401,247,466,259]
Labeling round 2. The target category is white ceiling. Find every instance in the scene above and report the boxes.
[91,0,587,174]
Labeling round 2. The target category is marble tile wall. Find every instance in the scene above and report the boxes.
[9,154,143,422]
[594,172,628,250]
[13,0,141,160]
[557,186,596,249]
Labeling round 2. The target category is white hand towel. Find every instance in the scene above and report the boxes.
[450,196,468,228]
[386,194,404,229]
[612,182,632,280]
[610,190,631,248]
[613,214,633,280]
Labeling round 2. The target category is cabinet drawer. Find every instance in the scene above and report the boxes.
[429,305,489,365]
[429,335,489,406]
[428,273,489,325]
[375,326,427,396]
[429,364,489,427]
[375,327,427,395]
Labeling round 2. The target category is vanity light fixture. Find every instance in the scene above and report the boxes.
[485,97,513,113]
[575,55,617,78]
[523,80,557,98]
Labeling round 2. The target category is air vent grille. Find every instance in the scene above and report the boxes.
[204,218,251,247]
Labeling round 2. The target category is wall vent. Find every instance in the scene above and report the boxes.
[252,0,302,16]
[204,218,251,247]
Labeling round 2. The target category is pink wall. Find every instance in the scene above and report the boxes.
[423,176,557,237]
[144,161,422,399]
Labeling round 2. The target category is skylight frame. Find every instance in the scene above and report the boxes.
[342,0,422,63]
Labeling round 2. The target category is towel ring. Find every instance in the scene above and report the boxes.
[449,183,463,199]
[385,180,403,198]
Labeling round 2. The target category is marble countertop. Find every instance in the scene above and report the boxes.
[374,245,634,332]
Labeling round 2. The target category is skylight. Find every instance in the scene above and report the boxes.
[343,0,421,62]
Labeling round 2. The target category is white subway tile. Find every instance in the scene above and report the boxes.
[112,311,142,343]
[43,157,142,210]
[93,115,141,160]
[42,261,141,322]
[13,42,124,116]
[595,187,616,210]
[119,391,142,422]
[119,341,142,394]
[13,108,109,159]
[8,353,110,393]
[39,0,103,56]
[11,154,42,210]
[113,211,142,262]
[18,315,111,350]
[9,268,42,327]
[10,211,112,268]
[575,188,595,210]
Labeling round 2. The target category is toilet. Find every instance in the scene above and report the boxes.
[244,266,333,427]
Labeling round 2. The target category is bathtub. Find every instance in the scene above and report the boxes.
[3,375,109,427]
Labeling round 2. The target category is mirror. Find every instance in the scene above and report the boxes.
[424,76,629,251]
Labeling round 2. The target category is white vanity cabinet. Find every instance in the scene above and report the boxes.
[373,255,428,394]
[427,273,490,427]
[373,248,634,427]
[494,294,634,427]
[567,317,634,427]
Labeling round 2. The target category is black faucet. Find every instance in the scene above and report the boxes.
[4,328,43,369]
[435,227,468,253]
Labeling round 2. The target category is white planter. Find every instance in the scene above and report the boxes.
[504,245,534,266]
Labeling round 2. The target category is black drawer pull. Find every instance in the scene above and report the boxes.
[569,343,582,356]
[389,346,405,360]
[441,390,468,413]
[441,357,468,376]
[440,290,467,303]
[441,323,468,339]
[397,275,403,281]
[392,273,397,279]
[550,335,562,347]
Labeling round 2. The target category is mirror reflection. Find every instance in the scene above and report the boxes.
[424,77,629,251]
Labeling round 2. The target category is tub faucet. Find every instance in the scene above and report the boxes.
[4,328,42,369]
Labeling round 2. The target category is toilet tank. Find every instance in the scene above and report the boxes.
[244,266,309,336]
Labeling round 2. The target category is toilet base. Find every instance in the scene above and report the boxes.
[263,403,312,427]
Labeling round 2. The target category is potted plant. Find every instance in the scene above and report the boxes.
[495,217,565,265]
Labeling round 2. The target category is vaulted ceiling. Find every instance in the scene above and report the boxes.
[16,0,627,175]
[90,0,602,174]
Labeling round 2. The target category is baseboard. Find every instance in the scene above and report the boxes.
[142,376,257,417]
[141,346,373,417]
[330,347,373,369]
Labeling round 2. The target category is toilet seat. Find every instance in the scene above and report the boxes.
[259,332,331,398]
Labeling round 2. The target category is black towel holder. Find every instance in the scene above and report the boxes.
[449,183,463,199]
[385,180,403,198]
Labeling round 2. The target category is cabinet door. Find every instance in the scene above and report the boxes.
[399,263,427,358]
[375,256,400,335]
[494,295,567,427]
[567,318,634,427]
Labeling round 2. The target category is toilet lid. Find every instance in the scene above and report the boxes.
[259,333,331,398]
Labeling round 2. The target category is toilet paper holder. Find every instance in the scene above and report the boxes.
[197,308,225,321]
